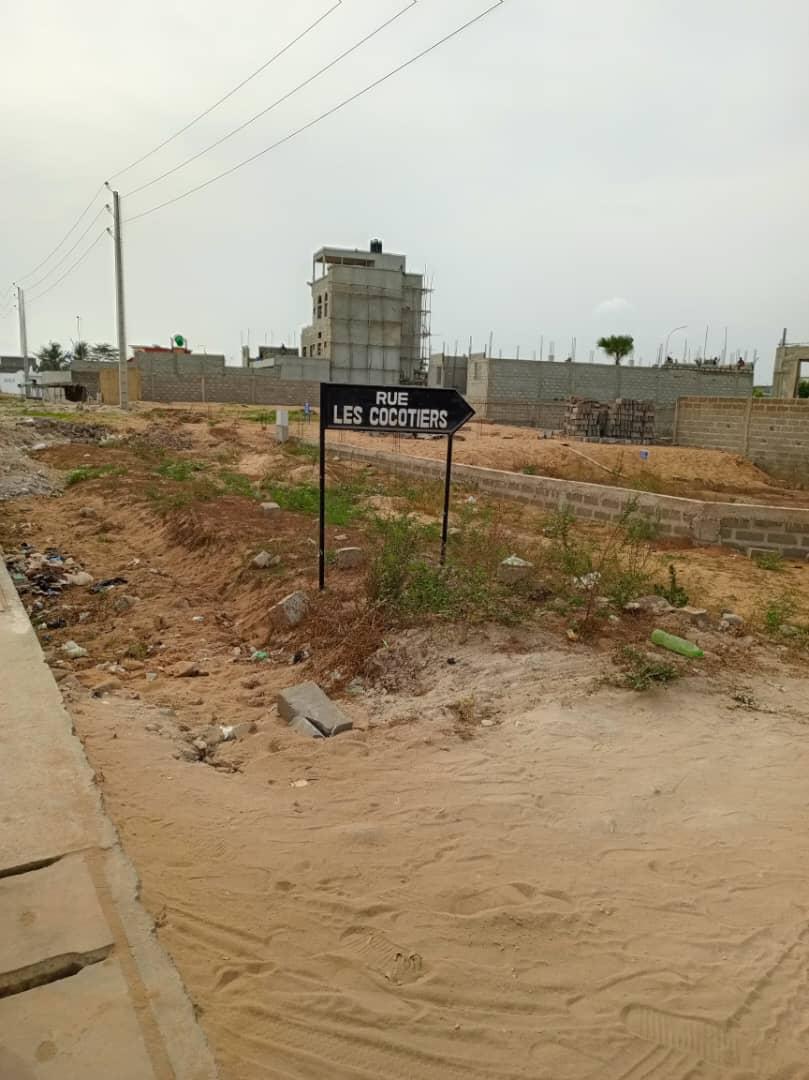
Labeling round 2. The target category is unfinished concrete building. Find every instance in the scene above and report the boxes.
[773,337,809,397]
[300,241,426,386]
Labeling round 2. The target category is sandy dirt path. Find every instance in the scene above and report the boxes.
[65,630,809,1080]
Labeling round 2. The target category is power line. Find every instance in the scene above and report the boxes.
[23,205,109,293]
[127,0,506,224]
[123,1,417,199]
[107,0,343,183]
[14,184,107,283]
[27,231,109,306]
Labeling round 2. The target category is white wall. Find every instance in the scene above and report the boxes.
[0,370,24,396]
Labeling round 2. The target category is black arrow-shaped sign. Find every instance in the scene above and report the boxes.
[317,383,476,590]
[320,383,475,436]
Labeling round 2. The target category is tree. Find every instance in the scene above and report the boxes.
[798,380,809,399]
[90,342,117,362]
[597,334,634,366]
[70,340,91,362]
[35,341,69,371]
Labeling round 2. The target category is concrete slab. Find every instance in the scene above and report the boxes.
[277,681,353,737]
[0,959,157,1079]
[0,857,111,990]
[0,566,107,870]
[0,560,219,1079]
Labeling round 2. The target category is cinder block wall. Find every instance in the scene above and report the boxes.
[133,354,320,406]
[325,442,809,558]
[675,398,809,475]
[469,356,753,414]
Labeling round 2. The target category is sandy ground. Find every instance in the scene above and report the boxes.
[324,425,809,507]
[56,635,809,1079]
[3,404,809,1078]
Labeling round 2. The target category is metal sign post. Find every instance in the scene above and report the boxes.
[318,384,475,590]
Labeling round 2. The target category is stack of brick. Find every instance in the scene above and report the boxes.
[607,398,655,442]
[563,398,655,442]
[563,399,610,438]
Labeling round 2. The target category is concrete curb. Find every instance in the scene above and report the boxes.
[0,560,219,1079]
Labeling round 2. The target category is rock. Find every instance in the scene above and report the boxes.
[624,595,673,614]
[269,591,308,629]
[146,671,158,682]
[158,707,176,718]
[113,594,138,613]
[253,550,281,569]
[277,681,353,737]
[335,547,364,570]
[497,555,534,584]
[289,715,325,739]
[719,612,744,631]
[78,507,97,519]
[169,661,207,678]
[64,571,94,587]
[260,502,281,517]
[191,615,205,623]
[220,721,255,741]
[192,738,208,753]
[682,606,709,628]
[61,640,88,659]
[199,725,224,748]
[334,534,348,542]
[178,747,201,762]
[90,678,121,696]
[780,624,802,638]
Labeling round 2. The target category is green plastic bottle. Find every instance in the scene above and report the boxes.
[650,628,704,659]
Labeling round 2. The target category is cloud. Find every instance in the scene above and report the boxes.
[593,297,634,317]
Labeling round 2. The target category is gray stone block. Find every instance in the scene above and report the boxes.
[260,502,281,517]
[335,547,364,570]
[682,606,709,627]
[289,714,325,739]
[278,681,353,737]
[497,555,533,584]
[270,591,308,628]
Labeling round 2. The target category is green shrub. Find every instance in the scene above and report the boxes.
[618,646,680,691]
[155,458,206,482]
[654,564,689,607]
[65,464,126,486]
[763,594,798,633]
[753,550,784,572]
[267,481,360,526]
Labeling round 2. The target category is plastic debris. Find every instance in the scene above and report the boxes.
[650,628,704,659]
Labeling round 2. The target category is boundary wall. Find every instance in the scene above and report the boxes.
[674,397,809,476]
[325,442,809,558]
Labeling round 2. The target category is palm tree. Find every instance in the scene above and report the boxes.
[35,341,69,371]
[597,334,634,366]
[90,342,117,362]
[70,340,91,362]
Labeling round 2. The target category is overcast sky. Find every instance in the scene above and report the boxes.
[2,0,808,379]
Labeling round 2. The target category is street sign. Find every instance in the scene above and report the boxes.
[318,384,475,589]
[319,383,474,436]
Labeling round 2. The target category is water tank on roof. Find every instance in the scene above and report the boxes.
[370,239,383,254]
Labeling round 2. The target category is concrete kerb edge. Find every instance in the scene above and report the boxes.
[0,560,219,1079]
[322,442,809,558]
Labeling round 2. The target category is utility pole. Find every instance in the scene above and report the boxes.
[109,188,129,410]
[16,285,29,395]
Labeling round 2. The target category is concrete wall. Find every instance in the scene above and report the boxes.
[0,370,23,396]
[428,354,468,393]
[325,442,809,558]
[772,343,809,398]
[468,355,754,413]
[132,353,320,405]
[675,397,809,476]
